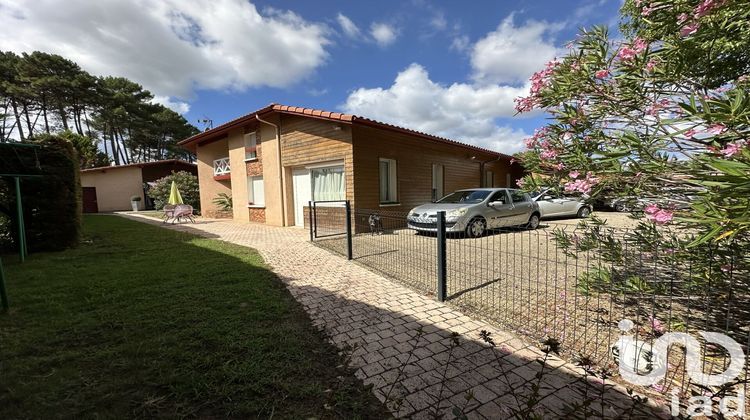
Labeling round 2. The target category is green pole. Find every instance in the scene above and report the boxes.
[0,257,8,312]
[14,177,26,262]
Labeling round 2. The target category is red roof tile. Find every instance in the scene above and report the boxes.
[178,103,512,160]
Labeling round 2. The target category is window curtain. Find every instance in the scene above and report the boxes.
[379,161,389,202]
[312,167,344,201]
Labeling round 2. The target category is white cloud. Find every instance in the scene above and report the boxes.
[450,35,470,53]
[153,95,190,114]
[471,15,562,85]
[429,12,447,31]
[343,64,530,154]
[336,13,361,38]
[0,0,330,100]
[370,22,398,47]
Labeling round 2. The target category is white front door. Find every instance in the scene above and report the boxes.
[292,169,311,227]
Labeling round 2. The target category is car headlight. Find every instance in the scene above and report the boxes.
[407,209,416,217]
[446,208,468,220]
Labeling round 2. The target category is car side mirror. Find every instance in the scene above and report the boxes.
[489,201,504,207]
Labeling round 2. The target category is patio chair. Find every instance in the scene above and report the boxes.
[172,204,195,224]
[162,204,176,224]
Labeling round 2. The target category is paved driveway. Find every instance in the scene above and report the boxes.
[120,214,664,419]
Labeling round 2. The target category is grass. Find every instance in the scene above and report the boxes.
[0,215,388,418]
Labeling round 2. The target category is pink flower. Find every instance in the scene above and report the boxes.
[595,69,610,79]
[554,162,565,171]
[524,137,537,149]
[569,170,580,179]
[706,123,726,134]
[680,21,700,37]
[720,141,746,157]
[694,0,723,19]
[721,264,732,273]
[617,46,637,61]
[564,172,599,195]
[649,315,666,335]
[633,38,648,52]
[684,128,697,137]
[540,149,558,160]
[645,207,673,224]
[677,13,690,24]
[645,60,658,72]
[516,178,526,188]
[641,4,655,16]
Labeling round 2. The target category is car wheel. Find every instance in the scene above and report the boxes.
[527,213,540,230]
[577,206,592,218]
[465,217,486,238]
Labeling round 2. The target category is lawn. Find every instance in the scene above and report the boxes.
[0,215,388,418]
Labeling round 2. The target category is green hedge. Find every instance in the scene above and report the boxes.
[0,135,81,252]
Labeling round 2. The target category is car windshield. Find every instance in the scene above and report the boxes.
[437,190,491,204]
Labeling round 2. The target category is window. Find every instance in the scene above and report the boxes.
[432,164,444,201]
[311,166,345,201]
[244,132,257,160]
[379,158,398,204]
[247,175,264,206]
[489,190,508,204]
[510,190,528,203]
[484,171,494,187]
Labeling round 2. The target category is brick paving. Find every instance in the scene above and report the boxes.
[119,214,667,419]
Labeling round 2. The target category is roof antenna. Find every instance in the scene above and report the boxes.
[198,117,213,131]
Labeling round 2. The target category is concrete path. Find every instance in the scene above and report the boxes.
[119,214,665,419]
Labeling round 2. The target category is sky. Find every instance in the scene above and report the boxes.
[0,0,623,154]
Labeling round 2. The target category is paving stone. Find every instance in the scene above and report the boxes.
[121,214,669,420]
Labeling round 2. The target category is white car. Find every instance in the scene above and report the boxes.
[531,189,592,219]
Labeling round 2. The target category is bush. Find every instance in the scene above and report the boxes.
[212,193,232,211]
[147,171,200,213]
[0,135,81,252]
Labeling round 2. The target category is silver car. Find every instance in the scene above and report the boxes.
[531,188,592,219]
[407,188,541,237]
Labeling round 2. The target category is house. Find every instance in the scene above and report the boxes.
[80,159,197,213]
[178,104,524,226]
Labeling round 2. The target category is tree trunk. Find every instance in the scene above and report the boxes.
[11,100,25,141]
[42,95,50,134]
[22,103,33,138]
[110,128,120,165]
[59,107,69,131]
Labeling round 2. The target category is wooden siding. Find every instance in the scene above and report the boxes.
[279,114,355,206]
[351,124,512,211]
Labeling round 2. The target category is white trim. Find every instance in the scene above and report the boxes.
[379,157,398,204]
[304,159,345,170]
[379,203,401,207]
[244,158,258,162]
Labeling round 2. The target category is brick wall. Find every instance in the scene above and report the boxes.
[249,207,266,223]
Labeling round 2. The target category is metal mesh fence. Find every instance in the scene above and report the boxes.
[311,203,750,401]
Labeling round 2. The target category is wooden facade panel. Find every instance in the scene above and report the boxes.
[351,125,512,211]
[279,114,355,206]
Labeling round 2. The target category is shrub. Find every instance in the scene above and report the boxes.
[212,193,232,211]
[147,171,200,212]
[0,135,81,252]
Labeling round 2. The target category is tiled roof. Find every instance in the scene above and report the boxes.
[80,159,195,173]
[178,103,514,159]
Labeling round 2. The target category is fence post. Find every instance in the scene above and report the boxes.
[308,201,313,242]
[437,211,447,302]
[313,201,318,239]
[345,200,353,260]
